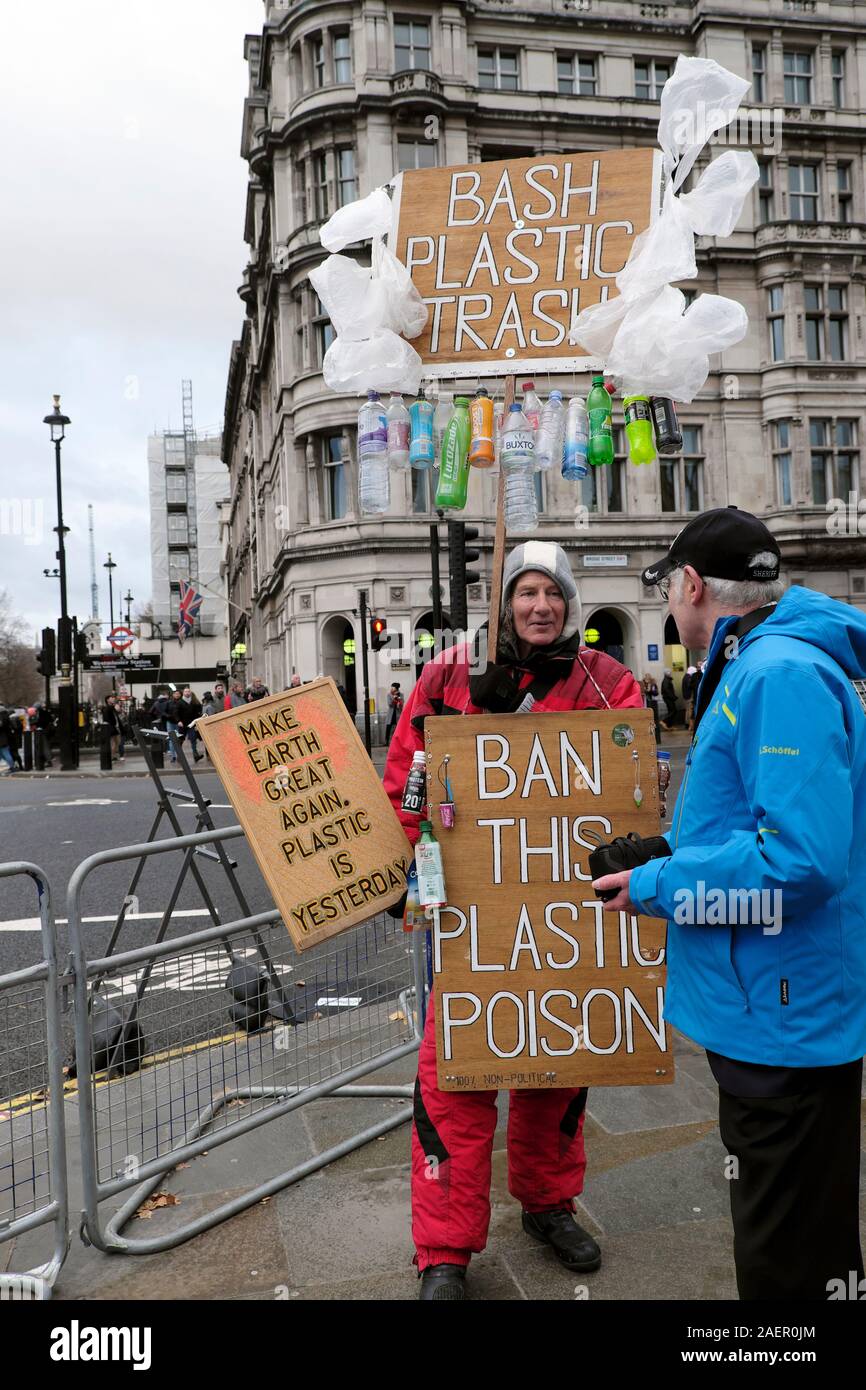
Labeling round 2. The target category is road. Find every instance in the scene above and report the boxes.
[0,740,689,1103]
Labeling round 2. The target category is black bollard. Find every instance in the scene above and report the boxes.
[23,730,33,771]
[151,736,164,769]
[99,724,113,771]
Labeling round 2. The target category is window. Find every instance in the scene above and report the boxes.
[167,514,189,543]
[313,152,329,221]
[810,419,830,504]
[788,163,819,221]
[835,420,860,497]
[767,285,785,361]
[804,285,823,359]
[312,292,335,367]
[828,286,848,361]
[580,469,598,514]
[337,147,356,206]
[322,434,347,520]
[168,549,190,580]
[412,466,439,514]
[534,470,545,515]
[659,426,704,513]
[837,164,852,224]
[478,48,519,92]
[783,50,813,104]
[397,137,438,171]
[165,470,187,503]
[333,31,352,83]
[758,161,774,223]
[832,50,845,107]
[394,19,430,71]
[312,36,325,88]
[295,160,308,224]
[752,44,766,103]
[772,420,793,506]
[634,59,672,100]
[557,54,597,96]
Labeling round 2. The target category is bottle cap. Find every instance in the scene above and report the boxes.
[509,402,522,412]
[454,396,470,406]
[550,390,562,401]
[367,389,380,399]
[411,750,426,764]
[419,819,433,834]
[657,751,671,761]
[522,381,535,390]
[591,374,604,384]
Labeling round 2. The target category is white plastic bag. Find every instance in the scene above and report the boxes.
[678,150,759,237]
[322,330,423,395]
[371,239,428,339]
[308,254,390,341]
[319,186,393,252]
[608,288,748,402]
[658,56,751,191]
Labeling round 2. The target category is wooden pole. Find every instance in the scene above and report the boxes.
[485,373,516,661]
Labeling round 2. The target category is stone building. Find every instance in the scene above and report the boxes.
[222,0,866,715]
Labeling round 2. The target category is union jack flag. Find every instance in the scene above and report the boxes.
[177,580,203,645]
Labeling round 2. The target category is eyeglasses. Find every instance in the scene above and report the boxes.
[657,565,685,603]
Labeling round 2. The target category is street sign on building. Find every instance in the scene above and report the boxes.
[108,625,135,652]
[391,148,661,377]
[424,709,672,1091]
[83,654,161,673]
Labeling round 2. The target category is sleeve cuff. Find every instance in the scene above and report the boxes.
[629,856,667,916]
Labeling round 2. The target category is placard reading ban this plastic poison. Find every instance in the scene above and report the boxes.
[199,678,411,951]
[390,147,661,378]
[424,710,674,1091]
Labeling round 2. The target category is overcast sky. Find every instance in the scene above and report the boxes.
[0,0,263,639]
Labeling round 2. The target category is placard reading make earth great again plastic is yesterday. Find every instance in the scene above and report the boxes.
[199,678,411,951]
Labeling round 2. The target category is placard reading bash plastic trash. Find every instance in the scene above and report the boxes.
[199,678,411,951]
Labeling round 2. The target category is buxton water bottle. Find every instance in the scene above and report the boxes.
[357,390,389,514]
[535,390,566,471]
[562,398,589,480]
[501,402,538,533]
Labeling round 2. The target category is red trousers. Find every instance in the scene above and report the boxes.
[412,992,588,1270]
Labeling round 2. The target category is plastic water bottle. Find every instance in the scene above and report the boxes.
[521,381,542,432]
[535,390,566,471]
[562,398,589,480]
[587,374,614,468]
[357,390,389,515]
[433,388,453,458]
[501,402,538,533]
[435,396,471,511]
[386,393,410,468]
[409,397,434,468]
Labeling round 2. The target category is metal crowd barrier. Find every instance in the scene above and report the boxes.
[0,864,69,1298]
[68,825,425,1255]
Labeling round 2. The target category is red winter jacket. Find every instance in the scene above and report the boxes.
[383,642,643,847]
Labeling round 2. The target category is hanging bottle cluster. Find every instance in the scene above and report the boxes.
[357,379,683,525]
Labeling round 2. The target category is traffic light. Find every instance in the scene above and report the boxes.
[447,521,481,633]
[36,626,56,678]
[370,616,390,651]
[75,629,90,664]
[57,614,73,669]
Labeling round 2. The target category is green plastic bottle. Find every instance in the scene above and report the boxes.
[586,374,614,468]
[622,393,657,466]
[435,396,471,510]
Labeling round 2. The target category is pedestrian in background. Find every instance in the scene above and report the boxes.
[385,682,403,745]
[102,694,124,761]
[169,687,203,761]
[35,701,55,767]
[0,706,17,774]
[681,665,698,731]
[595,507,866,1302]
[641,672,660,743]
[660,668,677,730]
[247,677,269,702]
[224,681,246,710]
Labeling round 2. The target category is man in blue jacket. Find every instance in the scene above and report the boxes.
[594,506,866,1301]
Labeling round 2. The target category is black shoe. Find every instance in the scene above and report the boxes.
[418,1263,467,1301]
[522,1209,601,1272]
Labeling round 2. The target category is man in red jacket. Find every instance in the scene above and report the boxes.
[384,541,642,1300]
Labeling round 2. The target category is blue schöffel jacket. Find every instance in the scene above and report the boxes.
[630,586,866,1066]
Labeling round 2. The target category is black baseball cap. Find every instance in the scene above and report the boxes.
[641,507,781,587]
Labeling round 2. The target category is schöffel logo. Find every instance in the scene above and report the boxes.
[49,1321,151,1371]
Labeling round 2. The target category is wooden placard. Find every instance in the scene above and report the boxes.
[390,147,662,378]
[424,709,673,1090]
[198,678,411,951]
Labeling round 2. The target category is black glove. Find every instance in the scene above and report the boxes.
[587,832,672,902]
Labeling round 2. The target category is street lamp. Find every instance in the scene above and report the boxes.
[104,552,117,629]
[124,590,134,627]
[42,394,76,770]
